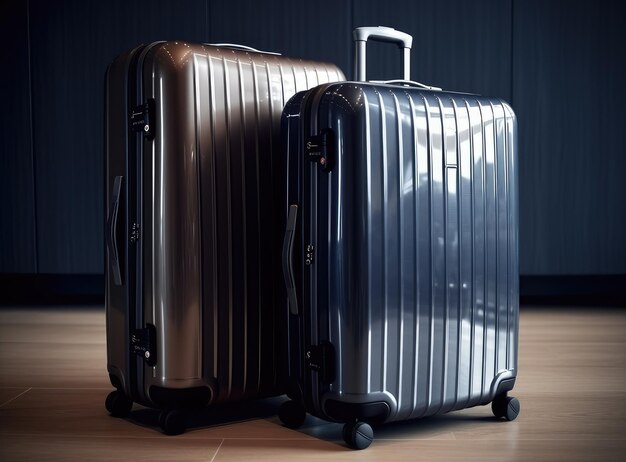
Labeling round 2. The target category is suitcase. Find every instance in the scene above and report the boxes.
[104,41,344,434]
[278,27,520,449]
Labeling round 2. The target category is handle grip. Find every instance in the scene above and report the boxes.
[371,79,442,91]
[353,26,413,48]
[205,43,281,56]
[353,26,413,82]
[106,176,123,286]
[282,204,299,315]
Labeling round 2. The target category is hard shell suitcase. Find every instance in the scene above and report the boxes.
[104,41,344,434]
[278,27,520,449]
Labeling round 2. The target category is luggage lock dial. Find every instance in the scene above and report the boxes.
[306,341,336,383]
[129,222,140,244]
[130,324,157,367]
[130,99,156,140]
[305,244,314,266]
[306,129,334,172]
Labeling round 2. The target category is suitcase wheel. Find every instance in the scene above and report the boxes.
[278,400,306,429]
[491,394,520,421]
[105,390,133,418]
[159,408,187,435]
[342,421,373,450]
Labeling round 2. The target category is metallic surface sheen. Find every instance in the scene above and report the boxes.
[283,82,518,422]
[106,42,344,405]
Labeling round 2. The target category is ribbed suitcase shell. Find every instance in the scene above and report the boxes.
[105,42,344,409]
[281,82,518,423]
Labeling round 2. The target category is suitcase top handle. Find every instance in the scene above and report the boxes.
[353,26,413,82]
[205,43,282,56]
[370,79,442,92]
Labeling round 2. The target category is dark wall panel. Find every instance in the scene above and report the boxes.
[353,0,513,100]
[513,0,626,274]
[2,0,625,281]
[0,0,37,273]
[29,0,208,273]
[209,0,352,77]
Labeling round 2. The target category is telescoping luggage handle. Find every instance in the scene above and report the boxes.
[353,26,412,81]
[353,27,442,90]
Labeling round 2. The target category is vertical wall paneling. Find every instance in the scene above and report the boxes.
[0,0,37,273]
[1,0,624,280]
[28,0,209,273]
[513,0,626,274]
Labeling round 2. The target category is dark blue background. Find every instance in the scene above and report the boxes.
[1,0,624,300]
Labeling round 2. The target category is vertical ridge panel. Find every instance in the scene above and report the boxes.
[207,54,220,379]
[368,91,384,394]
[193,53,216,386]
[237,58,248,395]
[426,93,445,416]
[364,91,373,394]
[483,101,497,396]
[413,94,432,418]
[494,102,508,375]
[251,59,263,393]
[408,95,418,418]
[456,98,473,409]
[397,92,418,419]
[379,91,389,394]
[504,102,519,374]
[442,96,459,413]
[466,99,480,407]
[222,56,234,401]
[475,99,489,403]
[383,91,400,404]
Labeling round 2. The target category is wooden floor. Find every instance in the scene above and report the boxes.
[0,307,625,461]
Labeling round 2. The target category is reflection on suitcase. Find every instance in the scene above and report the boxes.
[104,41,344,434]
[279,27,520,449]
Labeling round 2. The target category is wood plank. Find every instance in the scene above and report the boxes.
[0,307,625,460]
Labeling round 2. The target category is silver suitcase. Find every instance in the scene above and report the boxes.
[279,27,520,449]
[104,41,344,434]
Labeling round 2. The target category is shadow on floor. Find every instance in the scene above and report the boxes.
[124,395,505,448]
[127,396,284,430]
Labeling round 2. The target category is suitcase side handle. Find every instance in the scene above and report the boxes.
[106,175,123,286]
[204,43,282,56]
[282,204,299,315]
[353,26,413,82]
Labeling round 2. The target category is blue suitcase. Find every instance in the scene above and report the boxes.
[278,27,520,449]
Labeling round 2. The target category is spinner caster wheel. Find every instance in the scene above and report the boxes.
[278,400,306,429]
[159,408,187,435]
[105,390,133,418]
[492,394,520,421]
[342,421,373,450]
